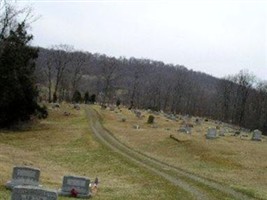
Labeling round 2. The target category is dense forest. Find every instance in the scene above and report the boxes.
[35,45,267,135]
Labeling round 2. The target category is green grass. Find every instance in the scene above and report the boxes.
[0,104,192,199]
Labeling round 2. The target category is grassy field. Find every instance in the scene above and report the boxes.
[0,103,191,199]
[96,105,267,200]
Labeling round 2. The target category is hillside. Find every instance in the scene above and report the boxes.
[35,47,267,135]
[0,104,186,199]
[95,104,267,199]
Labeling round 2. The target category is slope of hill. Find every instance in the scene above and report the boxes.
[0,104,187,199]
[94,104,267,199]
[35,47,267,135]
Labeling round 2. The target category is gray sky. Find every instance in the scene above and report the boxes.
[18,0,266,80]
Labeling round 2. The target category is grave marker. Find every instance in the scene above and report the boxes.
[252,129,262,141]
[58,175,91,198]
[206,128,217,139]
[12,185,57,200]
[6,166,41,189]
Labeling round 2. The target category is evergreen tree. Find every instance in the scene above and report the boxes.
[84,91,89,104]
[72,90,82,103]
[0,22,39,127]
[90,94,96,104]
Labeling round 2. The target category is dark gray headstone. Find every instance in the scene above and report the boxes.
[58,175,91,198]
[252,129,262,141]
[178,126,191,134]
[206,128,217,139]
[12,185,57,200]
[6,166,40,189]
[73,104,80,110]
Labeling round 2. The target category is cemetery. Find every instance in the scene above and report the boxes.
[95,104,267,199]
[0,104,266,199]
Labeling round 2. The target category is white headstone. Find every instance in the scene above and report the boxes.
[206,128,217,139]
[252,129,262,141]
[6,166,41,189]
[58,175,91,198]
[12,185,57,200]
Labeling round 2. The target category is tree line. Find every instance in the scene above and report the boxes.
[35,45,267,135]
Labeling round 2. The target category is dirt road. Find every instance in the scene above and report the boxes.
[87,107,254,200]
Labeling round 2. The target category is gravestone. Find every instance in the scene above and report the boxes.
[109,106,115,111]
[195,118,201,125]
[135,111,142,118]
[166,114,176,121]
[133,124,140,129]
[120,117,126,122]
[58,175,91,198]
[252,129,262,141]
[206,128,217,139]
[73,104,80,110]
[219,128,226,136]
[12,185,57,200]
[6,166,41,189]
[178,126,191,134]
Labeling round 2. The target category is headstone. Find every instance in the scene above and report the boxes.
[206,128,217,139]
[167,114,177,121]
[133,124,140,129]
[109,106,115,111]
[135,111,141,118]
[252,129,262,141]
[234,131,240,136]
[58,175,91,198]
[219,128,225,136]
[195,118,201,125]
[6,166,41,189]
[12,185,57,200]
[73,104,80,110]
[178,126,191,134]
[52,103,60,109]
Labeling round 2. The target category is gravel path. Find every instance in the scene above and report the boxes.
[87,107,254,200]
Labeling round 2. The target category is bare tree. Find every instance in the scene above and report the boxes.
[99,56,121,104]
[70,51,87,94]
[49,44,73,102]
[0,0,36,39]
[231,70,255,125]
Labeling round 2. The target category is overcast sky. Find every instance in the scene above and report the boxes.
[18,0,266,80]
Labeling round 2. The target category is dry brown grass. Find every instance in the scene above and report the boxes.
[0,103,189,200]
[97,105,267,199]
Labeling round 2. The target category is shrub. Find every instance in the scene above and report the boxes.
[116,99,121,107]
[147,115,155,124]
[35,105,48,119]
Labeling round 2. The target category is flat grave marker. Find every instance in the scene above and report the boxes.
[11,185,57,200]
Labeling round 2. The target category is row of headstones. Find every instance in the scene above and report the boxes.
[206,128,262,141]
[6,166,91,199]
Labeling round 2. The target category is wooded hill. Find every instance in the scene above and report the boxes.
[35,46,267,135]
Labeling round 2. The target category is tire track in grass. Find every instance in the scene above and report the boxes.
[87,107,254,200]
